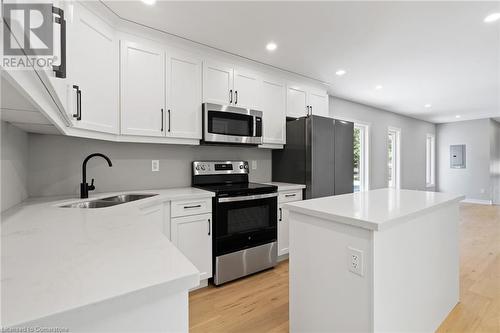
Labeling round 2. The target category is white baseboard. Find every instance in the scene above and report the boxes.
[461,199,492,205]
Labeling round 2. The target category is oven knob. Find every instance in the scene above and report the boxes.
[239,165,244,169]
[195,166,200,171]
[201,165,206,171]
[244,164,249,169]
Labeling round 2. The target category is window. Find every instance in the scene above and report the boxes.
[426,134,435,187]
[353,123,370,192]
[387,127,401,189]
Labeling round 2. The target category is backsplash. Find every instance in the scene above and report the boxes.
[28,134,272,198]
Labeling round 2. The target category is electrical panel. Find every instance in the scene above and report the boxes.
[450,145,466,169]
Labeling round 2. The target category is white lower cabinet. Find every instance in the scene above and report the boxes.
[170,213,213,281]
[277,189,303,256]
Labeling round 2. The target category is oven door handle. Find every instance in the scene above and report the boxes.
[218,192,278,203]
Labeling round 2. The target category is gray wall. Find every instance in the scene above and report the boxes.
[436,119,492,202]
[27,134,272,197]
[490,119,500,205]
[330,97,436,191]
[1,121,29,211]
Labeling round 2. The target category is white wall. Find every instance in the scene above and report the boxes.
[1,121,29,212]
[491,120,500,205]
[436,119,492,203]
[27,133,272,197]
[330,97,436,191]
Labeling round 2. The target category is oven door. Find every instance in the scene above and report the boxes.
[203,103,263,144]
[214,193,277,256]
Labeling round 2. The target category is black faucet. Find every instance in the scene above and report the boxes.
[81,153,113,198]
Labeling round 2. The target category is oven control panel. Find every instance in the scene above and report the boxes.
[193,161,249,175]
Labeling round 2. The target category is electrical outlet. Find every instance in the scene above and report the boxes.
[251,160,257,170]
[347,246,364,276]
[152,160,160,172]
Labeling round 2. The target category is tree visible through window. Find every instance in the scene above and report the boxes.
[353,127,361,192]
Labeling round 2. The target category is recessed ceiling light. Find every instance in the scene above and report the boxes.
[335,69,346,76]
[424,104,432,108]
[455,115,461,119]
[375,85,383,90]
[266,42,277,52]
[141,0,156,4]
[484,12,500,23]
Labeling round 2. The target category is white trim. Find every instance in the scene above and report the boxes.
[387,127,401,189]
[354,123,370,192]
[461,199,493,205]
[426,133,436,188]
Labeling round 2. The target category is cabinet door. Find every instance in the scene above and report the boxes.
[261,77,286,144]
[277,204,290,256]
[166,49,202,139]
[308,90,329,117]
[120,40,165,137]
[68,3,118,133]
[171,213,212,280]
[286,85,308,118]
[233,68,260,109]
[202,61,233,105]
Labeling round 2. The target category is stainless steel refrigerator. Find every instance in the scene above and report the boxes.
[272,115,354,199]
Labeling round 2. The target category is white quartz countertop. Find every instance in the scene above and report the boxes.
[284,188,464,231]
[1,187,214,327]
[263,182,306,191]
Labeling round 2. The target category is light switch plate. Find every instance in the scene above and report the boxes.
[251,160,257,170]
[347,246,364,276]
[152,160,160,172]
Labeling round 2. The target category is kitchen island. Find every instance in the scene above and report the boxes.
[284,188,464,333]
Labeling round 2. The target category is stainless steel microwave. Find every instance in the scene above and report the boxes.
[202,103,263,145]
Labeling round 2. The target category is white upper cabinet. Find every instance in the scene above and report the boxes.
[67,3,119,134]
[287,84,329,118]
[308,89,329,117]
[287,85,308,118]
[261,77,286,145]
[203,61,233,105]
[233,69,260,109]
[203,61,260,109]
[166,49,202,139]
[120,40,165,137]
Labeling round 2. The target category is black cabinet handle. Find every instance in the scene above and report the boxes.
[168,109,171,132]
[184,204,201,209]
[72,85,81,120]
[310,105,313,114]
[52,6,66,78]
[161,109,164,131]
[229,89,233,104]
[208,219,211,236]
[235,90,238,105]
[285,193,297,198]
[306,105,310,115]
[279,208,282,222]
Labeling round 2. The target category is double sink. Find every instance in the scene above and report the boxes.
[60,194,158,209]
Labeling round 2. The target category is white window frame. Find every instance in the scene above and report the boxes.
[387,127,401,189]
[354,123,370,192]
[426,133,436,188]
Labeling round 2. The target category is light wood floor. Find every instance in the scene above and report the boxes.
[189,204,500,333]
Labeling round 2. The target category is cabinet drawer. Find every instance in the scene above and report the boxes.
[171,197,212,217]
[279,190,303,203]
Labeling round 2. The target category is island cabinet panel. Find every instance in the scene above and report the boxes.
[171,213,213,281]
[67,3,119,134]
[120,40,165,137]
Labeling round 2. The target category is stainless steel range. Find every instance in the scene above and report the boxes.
[192,161,278,285]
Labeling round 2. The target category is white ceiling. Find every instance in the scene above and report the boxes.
[103,1,500,124]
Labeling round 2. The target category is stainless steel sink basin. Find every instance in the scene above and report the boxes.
[59,193,158,208]
[99,194,158,203]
